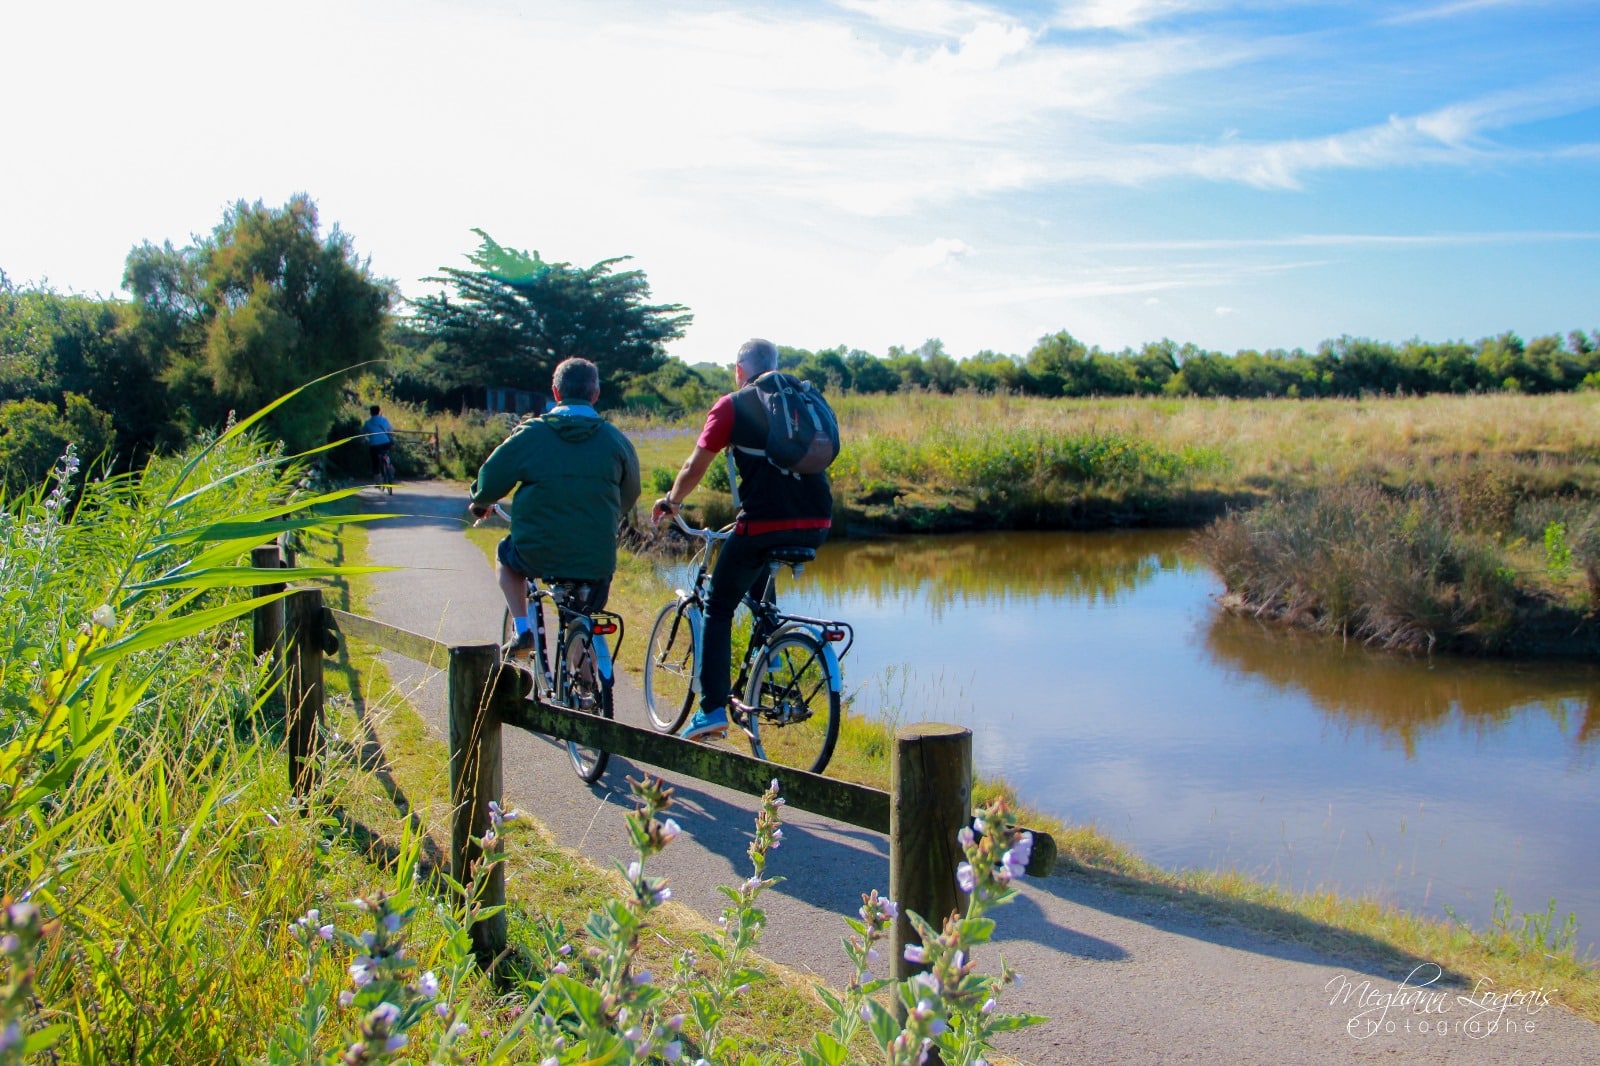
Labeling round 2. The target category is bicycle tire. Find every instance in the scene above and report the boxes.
[562,622,613,783]
[642,599,699,733]
[743,631,840,774]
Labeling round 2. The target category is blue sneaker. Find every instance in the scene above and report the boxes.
[680,706,729,741]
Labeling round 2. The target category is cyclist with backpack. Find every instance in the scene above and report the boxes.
[651,338,839,741]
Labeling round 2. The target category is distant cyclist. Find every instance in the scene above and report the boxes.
[469,358,642,658]
[651,338,834,741]
[362,404,394,483]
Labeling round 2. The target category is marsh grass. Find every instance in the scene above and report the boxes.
[616,391,1600,533]
[1197,478,1600,655]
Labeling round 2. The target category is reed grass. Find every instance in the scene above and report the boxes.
[614,391,1600,532]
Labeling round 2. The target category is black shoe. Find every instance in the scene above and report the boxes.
[503,631,535,660]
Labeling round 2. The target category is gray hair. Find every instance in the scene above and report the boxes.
[552,357,600,402]
[736,338,780,377]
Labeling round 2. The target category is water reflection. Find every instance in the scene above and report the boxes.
[1205,614,1600,759]
[801,530,1193,615]
[764,529,1600,952]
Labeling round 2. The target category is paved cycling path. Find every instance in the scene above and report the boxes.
[356,480,1599,1065]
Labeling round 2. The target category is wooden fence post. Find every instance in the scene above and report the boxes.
[890,723,972,1004]
[284,588,326,797]
[250,544,286,705]
[448,644,506,968]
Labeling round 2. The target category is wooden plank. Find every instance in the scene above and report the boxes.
[448,644,506,968]
[285,589,326,797]
[327,608,450,669]
[890,723,971,1002]
[489,669,891,833]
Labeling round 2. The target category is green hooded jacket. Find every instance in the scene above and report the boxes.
[469,409,641,581]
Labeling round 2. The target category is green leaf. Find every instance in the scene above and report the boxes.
[809,1033,848,1066]
[863,998,900,1048]
[130,564,389,592]
[986,1012,1048,1032]
[86,592,286,664]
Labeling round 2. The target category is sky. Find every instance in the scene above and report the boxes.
[2,0,1597,366]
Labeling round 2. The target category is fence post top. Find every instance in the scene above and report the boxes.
[894,722,970,741]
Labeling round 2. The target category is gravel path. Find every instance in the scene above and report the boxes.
[355,480,1599,1065]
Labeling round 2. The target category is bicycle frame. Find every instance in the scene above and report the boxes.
[518,579,622,693]
[666,514,852,709]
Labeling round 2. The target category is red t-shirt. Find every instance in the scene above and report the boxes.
[695,393,830,536]
[695,394,735,453]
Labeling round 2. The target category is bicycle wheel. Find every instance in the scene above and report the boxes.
[642,600,698,733]
[382,455,395,495]
[743,632,840,774]
[562,622,613,783]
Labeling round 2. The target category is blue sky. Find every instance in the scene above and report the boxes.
[2,0,1596,364]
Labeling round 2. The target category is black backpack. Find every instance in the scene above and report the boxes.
[740,372,840,476]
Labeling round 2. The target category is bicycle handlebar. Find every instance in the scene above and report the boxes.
[666,511,733,540]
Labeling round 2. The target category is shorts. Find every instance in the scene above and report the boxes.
[497,536,611,612]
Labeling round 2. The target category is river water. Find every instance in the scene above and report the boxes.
[769,529,1600,956]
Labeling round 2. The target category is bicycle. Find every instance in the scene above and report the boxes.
[377,449,396,495]
[642,513,852,774]
[485,505,621,783]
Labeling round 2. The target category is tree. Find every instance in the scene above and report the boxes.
[407,231,691,405]
[0,393,114,493]
[124,194,392,453]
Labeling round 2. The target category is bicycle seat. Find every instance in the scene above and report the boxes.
[542,578,593,602]
[764,546,816,565]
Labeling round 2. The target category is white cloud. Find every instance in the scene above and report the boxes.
[1053,0,1220,31]
[1383,0,1536,26]
[881,238,975,277]
[1215,305,1238,316]
[831,0,1001,36]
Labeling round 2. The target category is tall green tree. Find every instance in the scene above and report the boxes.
[123,195,392,452]
[406,231,691,404]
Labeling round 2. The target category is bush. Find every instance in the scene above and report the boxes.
[1196,481,1522,652]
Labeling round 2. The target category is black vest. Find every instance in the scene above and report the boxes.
[729,376,833,523]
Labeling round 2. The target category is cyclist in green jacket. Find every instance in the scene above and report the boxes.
[469,358,641,658]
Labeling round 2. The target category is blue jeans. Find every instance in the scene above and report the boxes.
[699,528,828,714]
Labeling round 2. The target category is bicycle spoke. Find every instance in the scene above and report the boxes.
[745,633,839,774]
[564,625,612,784]
[643,601,697,733]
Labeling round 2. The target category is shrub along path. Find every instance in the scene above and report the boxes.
[356,480,1599,1065]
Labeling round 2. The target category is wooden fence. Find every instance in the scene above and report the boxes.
[249,544,1056,978]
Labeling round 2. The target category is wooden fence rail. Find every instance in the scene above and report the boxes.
[249,544,1055,974]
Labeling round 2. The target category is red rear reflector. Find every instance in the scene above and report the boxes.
[822,628,846,642]
[592,622,618,636]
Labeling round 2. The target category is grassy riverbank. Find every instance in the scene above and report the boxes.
[624,392,1600,656]
[623,391,1600,534]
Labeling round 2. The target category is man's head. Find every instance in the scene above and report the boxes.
[369,404,381,417]
[551,357,601,405]
[735,338,780,385]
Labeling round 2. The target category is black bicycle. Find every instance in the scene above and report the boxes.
[489,507,621,783]
[377,450,396,495]
[643,513,852,774]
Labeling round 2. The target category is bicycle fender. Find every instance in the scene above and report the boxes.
[591,632,614,682]
[684,603,706,694]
